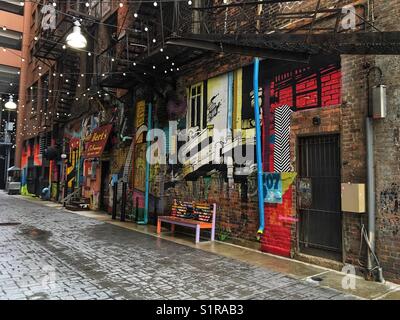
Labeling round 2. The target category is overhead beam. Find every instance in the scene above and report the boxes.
[178,32,400,55]
[166,38,310,63]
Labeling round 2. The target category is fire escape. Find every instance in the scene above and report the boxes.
[98,1,207,90]
[166,0,400,60]
[32,0,99,125]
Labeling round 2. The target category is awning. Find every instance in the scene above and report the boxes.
[83,124,113,158]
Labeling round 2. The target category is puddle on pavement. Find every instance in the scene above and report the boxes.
[19,226,52,241]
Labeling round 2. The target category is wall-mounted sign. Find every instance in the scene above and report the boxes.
[297,178,312,209]
[84,124,112,158]
[264,172,282,204]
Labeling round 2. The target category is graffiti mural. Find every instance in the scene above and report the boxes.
[261,61,342,257]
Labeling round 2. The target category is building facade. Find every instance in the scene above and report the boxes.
[0,0,24,188]
[15,0,400,283]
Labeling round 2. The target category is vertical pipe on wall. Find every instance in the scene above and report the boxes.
[138,102,152,225]
[366,116,376,271]
[254,58,265,238]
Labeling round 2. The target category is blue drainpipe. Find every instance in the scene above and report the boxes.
[253,58,265,239]
[138,102,152,225]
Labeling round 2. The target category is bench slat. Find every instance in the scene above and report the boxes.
[158,216,213,229]
[157,201,216,243]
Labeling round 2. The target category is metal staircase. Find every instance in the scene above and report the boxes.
[53,55,80,122]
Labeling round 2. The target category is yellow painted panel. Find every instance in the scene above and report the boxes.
[233,68,242,130]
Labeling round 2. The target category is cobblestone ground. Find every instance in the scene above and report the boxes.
[0,192,358,300]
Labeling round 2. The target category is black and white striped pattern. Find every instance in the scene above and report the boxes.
[274,105,292,173]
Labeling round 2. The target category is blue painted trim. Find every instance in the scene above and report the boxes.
[253,58,265,237]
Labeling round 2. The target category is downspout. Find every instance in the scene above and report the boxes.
[138,102,152,225]
[366,117,375,271]
[253,58,265,238]
[365,66,384,282]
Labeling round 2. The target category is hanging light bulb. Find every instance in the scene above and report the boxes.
[66,20,87,49]
[119,2,123,7]
[5,95,17,110]
[85,2,90,7]
[134,13,138,18]
[188,0,192,5]
[153,1,158,7]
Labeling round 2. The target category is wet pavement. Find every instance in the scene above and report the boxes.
[0,192,372,300]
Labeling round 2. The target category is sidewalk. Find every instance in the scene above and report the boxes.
[15,194,400,300]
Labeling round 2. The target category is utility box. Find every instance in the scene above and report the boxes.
[341,183,366,213]
[372,85,387,119]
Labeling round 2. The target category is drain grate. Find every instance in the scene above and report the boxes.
[0,222,21,226]
[0,222,21,227]
[310,276,323,282]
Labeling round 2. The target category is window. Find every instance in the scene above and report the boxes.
[0,29,23,50]
[0,1,24,15]
[187,83,204,129]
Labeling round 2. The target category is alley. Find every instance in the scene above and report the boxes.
[0,192,359,300]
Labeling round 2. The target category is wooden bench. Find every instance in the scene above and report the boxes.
[157,200,216,243]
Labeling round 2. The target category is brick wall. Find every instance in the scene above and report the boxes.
[163,173,260,243]
[371,0,400,284]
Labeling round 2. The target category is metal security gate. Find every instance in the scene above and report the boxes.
[298,134,342,260]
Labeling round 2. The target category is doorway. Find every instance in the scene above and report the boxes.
[100,161,110,212]
[298,134,342,261]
